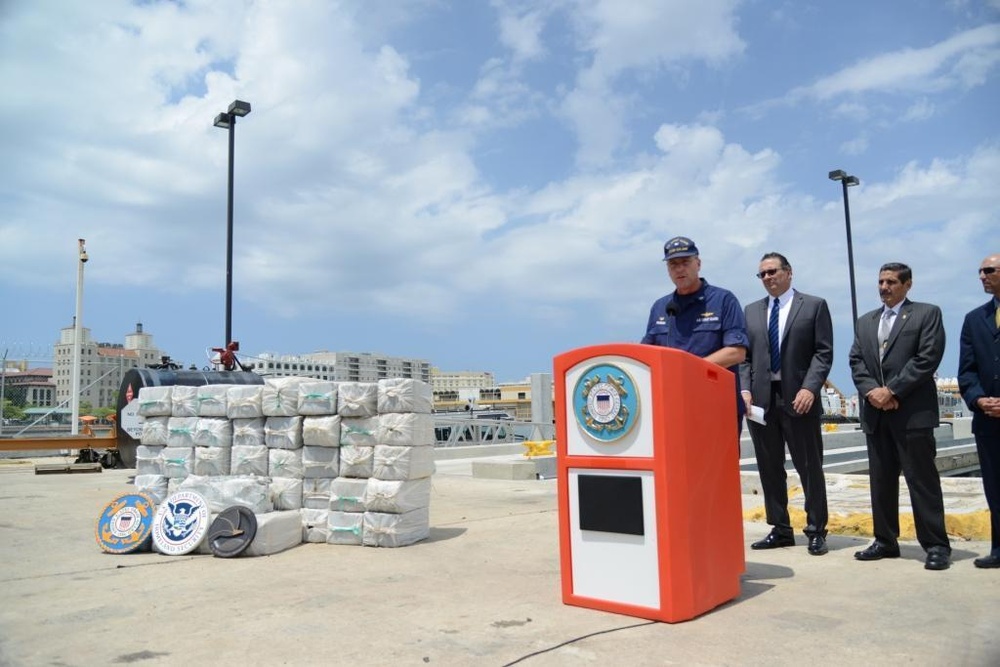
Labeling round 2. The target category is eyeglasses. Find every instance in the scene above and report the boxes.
[756,268,783,279]
[980,267,999,275]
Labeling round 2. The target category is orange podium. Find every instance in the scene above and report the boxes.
[554,343,744,623]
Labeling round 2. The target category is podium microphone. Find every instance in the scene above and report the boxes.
[666,302,679,317]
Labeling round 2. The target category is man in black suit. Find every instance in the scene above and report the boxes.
[849,262,951,570]
[958,252,1000,569]
[740,252,833,556]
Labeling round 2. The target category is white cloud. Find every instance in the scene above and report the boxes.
[0,1,997,390]
[901,98,937,121]
[840,135,869,156]
[559,0,745,166]
[798,23,1000,100]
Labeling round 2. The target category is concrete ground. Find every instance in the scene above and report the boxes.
[0,455,997,666]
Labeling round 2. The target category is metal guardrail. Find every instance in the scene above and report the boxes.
[0,429,117,452]
[432,416,555,448]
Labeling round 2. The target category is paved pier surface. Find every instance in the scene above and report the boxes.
[0,456,997,666]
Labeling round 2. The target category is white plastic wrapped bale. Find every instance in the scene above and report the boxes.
[134,474,168,504]
[140,416,169,446]
[262,377,308,417]
[271,476,303,510]
[302,415,341,447]
[166,417,199,448]
[329,477,368,513]
[337,382,377,417]
[373,445,436,481]
[302,446,340,479]
[376,413,435,447]
[363,507,430,548]
[178,474,273,514]
[302,478,332,509]
[136,445,165,476]
[220,476,274,514]
[227,385,264,419]
[364,477,432,513]
[162,447,194,479]
[196,384,229,417]
[167,477,182,495]
[194,447,231,476]
[297,381,338,416]
[137,386,172,417]
[377,378,433,414]
[338,445,373,478]
[269,448,304,479]
[194,418,233,448]
[230,444,269,477]
[265,416,303,450]
[244,510,303,556]
[232,417,265,447]
[327,510,363,546]
[301,508,329,543]
[340,417,377,447]
[170,385,199,417]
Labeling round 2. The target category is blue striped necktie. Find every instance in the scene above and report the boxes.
[769,298,781,373]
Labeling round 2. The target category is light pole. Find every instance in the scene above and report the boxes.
[828,169,860,335]
[213,99,252,349]
[71,238,88,435]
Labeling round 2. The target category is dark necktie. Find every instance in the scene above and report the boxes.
[769,298,780,373]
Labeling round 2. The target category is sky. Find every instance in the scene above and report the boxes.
[1,0,998,398]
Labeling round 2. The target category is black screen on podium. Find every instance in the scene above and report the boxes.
[578,474,645,536]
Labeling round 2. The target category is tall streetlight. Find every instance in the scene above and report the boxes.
[829,169,860,335]
[213,99,252,349]
[71,238,88,435]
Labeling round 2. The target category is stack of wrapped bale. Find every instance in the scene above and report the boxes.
[328,378,435,547]
[131,375,435,552]
[298,381,341,543]
[134,386,172,503]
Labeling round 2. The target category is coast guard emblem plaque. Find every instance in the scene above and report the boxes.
[573,364,639,442]
[96,491,156,554]
[152,491,210,556]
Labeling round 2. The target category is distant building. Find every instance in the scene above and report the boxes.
[430,369,496,410]
[54,321,163,409]
[1,367,55,408]
[252,350,431,383]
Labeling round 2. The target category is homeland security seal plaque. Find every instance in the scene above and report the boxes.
[96,491,156,554]
[152,490,210,556]
[573,363,639,442]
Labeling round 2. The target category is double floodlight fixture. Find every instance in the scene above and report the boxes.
[828,169,859,187]
[213,100,252,130]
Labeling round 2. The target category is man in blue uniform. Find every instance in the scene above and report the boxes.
[642,236,749,432]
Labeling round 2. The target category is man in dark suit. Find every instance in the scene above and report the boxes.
[958,252,1000,569]
[849,262,951,570]
[740,252,833,556]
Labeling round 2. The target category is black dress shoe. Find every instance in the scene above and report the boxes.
[854,541,900,561]
[751,531,795,550]
[807,535,828,556]
[973,553,1000,569]
[925,547,951,571]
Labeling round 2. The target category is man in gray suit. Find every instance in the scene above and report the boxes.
[849,262,951,570]
[740,252,833,556]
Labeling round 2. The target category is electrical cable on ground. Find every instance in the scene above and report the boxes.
[501,620,659,665]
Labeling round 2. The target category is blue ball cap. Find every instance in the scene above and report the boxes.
[663,236,698,260]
